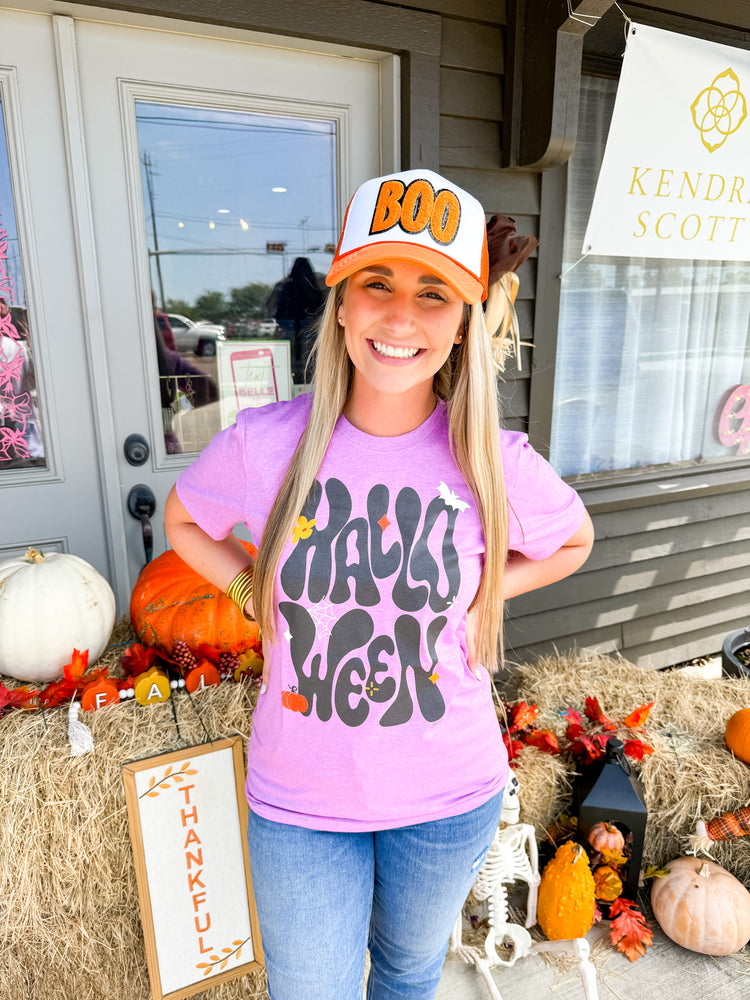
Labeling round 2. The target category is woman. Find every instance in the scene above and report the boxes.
[165,168,594,1000]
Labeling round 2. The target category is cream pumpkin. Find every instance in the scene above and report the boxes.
[0,547,116,682]
[651,857,750,955]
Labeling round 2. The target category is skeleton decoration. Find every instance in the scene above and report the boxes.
[449,773,599,1000]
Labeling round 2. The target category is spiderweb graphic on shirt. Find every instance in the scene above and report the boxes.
[309,601,337,638]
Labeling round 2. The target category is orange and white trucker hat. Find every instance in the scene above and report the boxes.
[325,169,489,304]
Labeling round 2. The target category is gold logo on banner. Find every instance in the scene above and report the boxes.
[690,68,747,152]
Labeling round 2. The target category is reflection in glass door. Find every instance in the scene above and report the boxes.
[0,99,45,470]
[135,102,337,455]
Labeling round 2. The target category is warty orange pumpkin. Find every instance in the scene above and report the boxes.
[537,841,596,940]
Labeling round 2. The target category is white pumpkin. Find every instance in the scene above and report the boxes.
[0,547,116,682]
[651,856,750,955]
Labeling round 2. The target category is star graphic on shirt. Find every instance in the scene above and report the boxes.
[283,629,292,643]
[377,514,391,531]
[365,681,379,698]
[309,601,337,639]
[429,672,440,684]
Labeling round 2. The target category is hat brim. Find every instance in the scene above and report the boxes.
[325,241,486,304]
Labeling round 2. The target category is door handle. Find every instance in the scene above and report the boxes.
[127,484,157,566]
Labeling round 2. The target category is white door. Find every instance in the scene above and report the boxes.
[0,11,111,577]
[67,16,392,604]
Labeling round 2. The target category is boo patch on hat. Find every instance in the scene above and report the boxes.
[326,169,489,304]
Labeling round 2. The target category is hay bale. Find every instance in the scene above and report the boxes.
[505,651,750,884]
[512,746,576,838]
[0,627,268,1000]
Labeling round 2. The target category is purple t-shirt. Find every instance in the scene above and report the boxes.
[176,394,585,831]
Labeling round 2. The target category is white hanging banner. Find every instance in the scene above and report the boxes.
[583,23,750,261]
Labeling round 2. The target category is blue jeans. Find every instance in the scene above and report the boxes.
[247,789,504,1000]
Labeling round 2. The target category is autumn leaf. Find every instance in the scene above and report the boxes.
[600,847,629,868]
[38,677,78,707]
[584,696,617,731]
[622,702,654,729]
[120,643,157,676]
[508,700,538,732]
[194,643,222,665]
[609,898,653,962]
[569,734,604,764]
[562,706,582,727]
[623,739,654,761]
[63,648,89,682]
[562,707,584,740]
[524,729,561,755]
[643,865,671,880]
[544,813,577,846]
[0,683,39,711]
[501,730,525,763]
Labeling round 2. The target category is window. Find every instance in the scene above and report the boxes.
[550,75,750,478]
[135,101,337,455]
[0,97,45,470]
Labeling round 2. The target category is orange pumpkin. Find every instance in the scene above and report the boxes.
[587,821,625,854]
[537,841,596,940]
[130,542,260,656]
[725,708,750,764]
[282,689,309,713]
[593,865,623,902]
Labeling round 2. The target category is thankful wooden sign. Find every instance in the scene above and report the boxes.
[122,738,263,1000]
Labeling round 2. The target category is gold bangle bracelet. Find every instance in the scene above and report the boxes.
[226,564,255,620]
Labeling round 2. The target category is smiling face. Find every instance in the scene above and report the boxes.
[337,261,465,430]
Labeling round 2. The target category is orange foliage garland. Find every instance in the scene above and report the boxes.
[130,542,261,656]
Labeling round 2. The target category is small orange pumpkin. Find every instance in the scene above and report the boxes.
[130,541,260,656]
[587,821,625,854]
[725,708,750,764]
[593,865,623,902]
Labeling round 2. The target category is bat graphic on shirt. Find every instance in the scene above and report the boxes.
[437,481,470,512]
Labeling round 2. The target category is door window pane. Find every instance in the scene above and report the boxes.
[550,76,750,477]
[0,99,45,470]
[135,102,337,455]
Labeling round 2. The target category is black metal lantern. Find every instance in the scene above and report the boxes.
[574,737,648,901]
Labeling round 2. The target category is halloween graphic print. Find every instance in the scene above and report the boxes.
[278,476,467,729]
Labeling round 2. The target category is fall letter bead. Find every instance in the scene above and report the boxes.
[134,666,171,705]
[81,678,120,712]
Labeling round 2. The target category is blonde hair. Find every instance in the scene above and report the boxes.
[253,282,508,672]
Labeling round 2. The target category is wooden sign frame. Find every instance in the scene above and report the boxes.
[123,737,264,1000]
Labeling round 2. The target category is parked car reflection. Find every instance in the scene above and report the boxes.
[166,313,226,356]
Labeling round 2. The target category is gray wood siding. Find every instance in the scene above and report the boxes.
[506,487,750,669]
